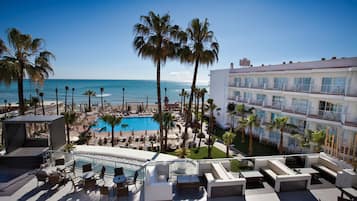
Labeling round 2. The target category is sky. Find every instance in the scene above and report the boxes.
[1,0,357,84]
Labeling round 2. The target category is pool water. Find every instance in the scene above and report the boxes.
[92,116,159,132]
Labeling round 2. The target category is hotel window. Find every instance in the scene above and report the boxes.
[234,77,241,87]
[272,95,285,108]
[255,109,265,122]
[234,91,240,101]
[244,77,254,87]
[321,77,346,95]
[293,77,311,92]
[289,117,306,131]
[257,77,268,88]
[243,92,252,102]
[318,101,343,121]
[292,98,308,114]
[273,77,288,90]
[256,94,266,105]
[271,112,283,121]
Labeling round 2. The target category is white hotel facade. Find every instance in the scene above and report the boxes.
[210,57,357,152]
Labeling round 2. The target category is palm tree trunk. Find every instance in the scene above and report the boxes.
[17,70,25,115]
[249,126,253,156]
[34,104,37,115]
[183,59,199,148]
[156,60,164,152]
[279,128,284,154]
[198,137,202,148]
[164,127,168,152]
[208,109,213,159]
[88,96,91,111]
[201,94,205,133]
[112,126,114,147]
[65,91,68,112]
[226,143,229,157]
[72,91,74,111]
[66,123,70,144]
[41,97,45,115]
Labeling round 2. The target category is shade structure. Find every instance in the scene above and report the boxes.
[96,93,112,98]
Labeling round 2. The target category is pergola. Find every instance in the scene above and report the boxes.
[2,115,66,154]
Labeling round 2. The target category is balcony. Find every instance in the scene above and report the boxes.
[282,106,308,116]
[308,110,342,122]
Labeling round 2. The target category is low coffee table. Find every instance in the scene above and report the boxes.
[240,171,264,188]
[177,175,200,192]
[294,168,320,184]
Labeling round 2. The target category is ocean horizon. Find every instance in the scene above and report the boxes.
[0,79,209,105]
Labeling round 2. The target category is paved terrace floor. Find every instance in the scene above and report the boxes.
[0,167,344,201]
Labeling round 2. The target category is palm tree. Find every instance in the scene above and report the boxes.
[223,130,236,157]
[179,18,219,148]
[154,112,175,151]
[200,88,207,134]
[182,89,189,116]
[133,11,183,152]
[179,89,184,114]
[267,116,297,154]
[236,104,254,143]
[55,88,59,115]
[101,114,122,147]
[197,132,205,148]
[100,87,104,111]
[205,98,221,158]
[71,88,75,111]
[83,90,96,112]
[0,28,55,115]
[241,114,259,156]
[227,102,236,130]
[30,97,39,115]
[63,111,77,144]
[39,92,45,115]
[64,86,69,112]
[311,129,326,152]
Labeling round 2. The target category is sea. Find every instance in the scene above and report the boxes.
[0,79,209,105]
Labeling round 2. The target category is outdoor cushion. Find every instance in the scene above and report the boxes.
[269,160,296,175]
[319,157,342,172]
[212,163,229,180]
[318,165,338,177]
[263,168,277,179]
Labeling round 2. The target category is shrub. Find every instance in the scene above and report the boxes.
[230,159,240,172]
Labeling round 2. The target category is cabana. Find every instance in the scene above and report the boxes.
[1,115,65,168]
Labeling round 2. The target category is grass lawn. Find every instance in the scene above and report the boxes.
[214,126,279,156]
[167,146,227,159]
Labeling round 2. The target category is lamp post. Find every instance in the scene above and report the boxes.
[122,88,125,112]
[65,86,69,112]
[72,88,75,111]
[55,88,59,115]
[4,99,7,118]
[100,87,104,111]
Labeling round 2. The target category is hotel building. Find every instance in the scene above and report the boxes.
[210,57,357,153]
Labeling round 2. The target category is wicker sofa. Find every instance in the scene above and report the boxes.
[261,160,311,192]
[204,162,246,198]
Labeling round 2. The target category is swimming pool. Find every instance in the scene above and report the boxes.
[92,116,159,132]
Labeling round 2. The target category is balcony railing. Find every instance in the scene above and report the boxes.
[282,106,308,115]
[308,110,342,122]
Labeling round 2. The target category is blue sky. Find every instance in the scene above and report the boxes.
[1,0,357,84]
